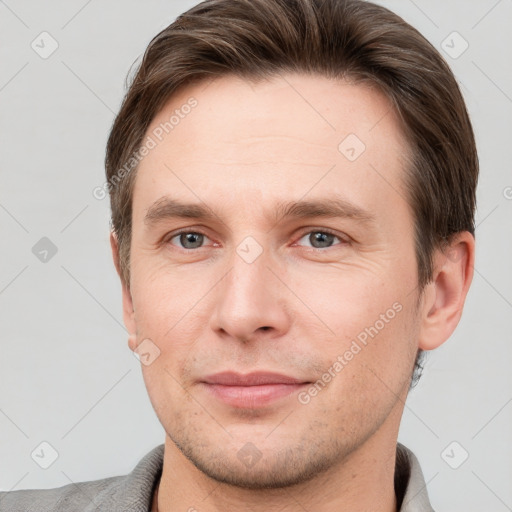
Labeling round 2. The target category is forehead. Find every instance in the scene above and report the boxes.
[132,73,411,227]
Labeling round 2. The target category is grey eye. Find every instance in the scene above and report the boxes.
[171,232,206,249]
[297,231,340,249]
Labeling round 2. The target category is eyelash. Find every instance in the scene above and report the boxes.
[164,227,348,251]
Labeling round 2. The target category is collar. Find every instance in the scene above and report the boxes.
[396,442,435,511]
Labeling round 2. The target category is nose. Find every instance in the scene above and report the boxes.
[210,244,291,343]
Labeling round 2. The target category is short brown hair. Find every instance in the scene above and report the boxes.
[105,0,478,386]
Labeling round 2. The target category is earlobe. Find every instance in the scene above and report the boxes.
[128,332,138,351]
[418,232,475,351]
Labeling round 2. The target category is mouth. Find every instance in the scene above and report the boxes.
[200,371,310,408]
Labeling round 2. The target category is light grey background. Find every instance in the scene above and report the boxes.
[1,0,511,510]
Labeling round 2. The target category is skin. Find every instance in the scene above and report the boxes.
[110,73,475,511]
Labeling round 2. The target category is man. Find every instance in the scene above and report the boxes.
[0,0,477,510]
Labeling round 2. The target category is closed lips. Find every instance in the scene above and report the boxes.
[201,371,310,386]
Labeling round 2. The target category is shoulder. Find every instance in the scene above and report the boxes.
[0,475,125,512]
[0,444,164,512]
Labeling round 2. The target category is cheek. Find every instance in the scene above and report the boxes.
[286,260,405,337]
[130,261,210,343]
[133,278,200,420]
[291,264,418,392]
[129,271,206,409]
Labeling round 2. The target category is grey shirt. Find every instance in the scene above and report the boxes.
[0,442,434,511]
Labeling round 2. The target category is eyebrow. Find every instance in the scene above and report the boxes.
[143,196,376,228]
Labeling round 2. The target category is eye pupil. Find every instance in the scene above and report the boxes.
[180,232,203,249]
[310,232,335,248]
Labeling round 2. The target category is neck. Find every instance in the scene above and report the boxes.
[155,417,401,512]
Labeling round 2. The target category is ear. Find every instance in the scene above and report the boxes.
[418,231,475,350]
[110,231,137,351]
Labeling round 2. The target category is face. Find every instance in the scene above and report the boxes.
[122,73,424,488]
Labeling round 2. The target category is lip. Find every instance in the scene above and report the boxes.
[202,371,307,386]
[200,371,310,408]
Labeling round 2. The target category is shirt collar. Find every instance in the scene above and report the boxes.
[396,442,435,511]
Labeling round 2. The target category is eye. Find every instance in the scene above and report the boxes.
[165,228,347,251]
[295,229,347,249]
[167,230,211,250]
